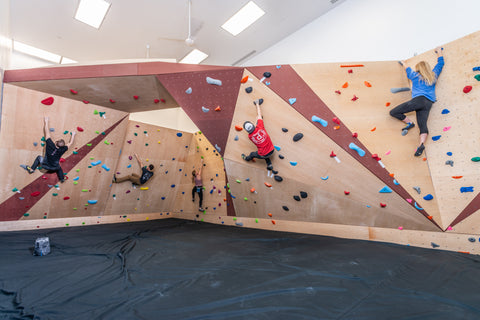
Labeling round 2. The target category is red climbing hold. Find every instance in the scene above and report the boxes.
[215,106,221,111]
[385,102,391,107]
[348,69,353,74]
[351,95,359,101]
[77,127,84,132]
[335,90,341,94]
[463,85,472,93]
[352,132,358,138]
[63,196,70,200]
[160,99,166,103]
[109,99,116,103]
[241,76,249,83]
[59,158,66,163]
[332,117,340,125]
[31,191,41,197]
[372,154,381,161]
[427,216,433,220]
[133,95,139,100]
[330,151,336,158]
[344,191,350,195]
[70,89,78,94]
[271,220,276,225]
[82,100,89,104]
[380,203,387,208]
[154,99,160,103]
[41,97,54,105]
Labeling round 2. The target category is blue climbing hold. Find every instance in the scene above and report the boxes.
[393,179,400,185]
[423,194,433,200]
[176,132,183,137]
[460,186,474,193]
[320,176,329,180]
[161,197,165,200]
[441,109,450,114]
[447,152,452,156]
[171,184,175,188]
[201,106,210,113]
[414,202,424,210]
[266,82,271,86]
[289,161,297,166]
[91,160,102,166]
[289,98,296,105]
[185,87,192,94]
[311,115,328,127]
[379,186,393,193]
[87,200,98,204]
[246,178,250,181]
[127,164,132,168]
[234,135,239,141]
[73,177,80,181]
[276,65,281,69]
[349,142,365,157]
[432,135,441,141]
[274,146,281,151]
[102,164,110,171]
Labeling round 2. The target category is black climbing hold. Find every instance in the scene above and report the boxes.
[293,133,304,142]
[272,170,278,174]
[293,195,301,201]
[206,148,209,150]
[431,242,440,248]
[263,72,271,78]
[300,191,308,198]
[278,154,284,159]
[282,205,289,211]
[254,201,256,204]
[468,237,476,243]
[245,87,253,93]
[282,128,288,132]
[196,214,199,218]
[274,175,283,182]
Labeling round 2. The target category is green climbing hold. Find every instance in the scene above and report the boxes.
[73,181,78,185]
[90,157,94,160]
[43,216,47,219]
[236,179,241,183]
[145,143,148,146]
[12,188,18,192]
[95,131,99,134]
[104,140,110,145]
[134,133,138,136]
[233,217,237,221]
[144,131,147,134]
[66,223,69,226]
[82,222,86,225]
[255,219,259,223]
[73,208,77,210]
[63,130,69,134]
[41,137,45,141]
[41,143,45,147]
[81,189,88,192]
[76,169,80,172]
[23,213,29,217]
[472,157,480,162]
[73,151,78,154]
[94,110,99,114]
[244,197,248,201]
[86,143,92,147]
[101,132,106,135]
[475,74,480,81]
[52,193,58,196]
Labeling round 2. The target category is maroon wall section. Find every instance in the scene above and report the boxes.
[157,68,244,157]
[247,65,441,230]
[0,116,127,221]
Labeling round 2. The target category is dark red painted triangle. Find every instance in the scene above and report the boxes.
[156,68,244,156]
[449,195,480,228]
[0,116,128,221]
[247,65,441,230]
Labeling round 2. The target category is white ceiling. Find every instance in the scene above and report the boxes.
[9,0,346,66]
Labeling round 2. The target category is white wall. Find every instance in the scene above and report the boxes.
[0,0,12,72]
[129,108,199,133]
[244,0,480,65]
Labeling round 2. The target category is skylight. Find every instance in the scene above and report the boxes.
[221,1,265,36]
[13,41,61,63]
[74,0,111,29]
[179,49,209,64]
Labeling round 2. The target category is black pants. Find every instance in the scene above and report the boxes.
[244,149,274,166]
[32,155,65,181]
[192,186,203,207]
[389,95,433,134]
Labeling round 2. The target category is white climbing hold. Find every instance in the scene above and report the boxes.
[185,87,192,94]
[206,77,222,86]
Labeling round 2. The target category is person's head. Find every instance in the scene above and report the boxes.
[192,170,197,177]
[148,164,154,171]
[56,139,65,148]
[243,121,255,134]
[415,61,436,86]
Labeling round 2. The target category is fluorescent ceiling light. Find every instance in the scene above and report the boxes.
[61,57,78,64]
[221,1,265,36]
[75,0,111,29]
[13,41,61,63]
[179,49,208,64]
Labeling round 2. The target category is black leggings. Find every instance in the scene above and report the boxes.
[244,149,274,166]
[192,186,203,207]
[389,95,433,134]
[32,155,65,181]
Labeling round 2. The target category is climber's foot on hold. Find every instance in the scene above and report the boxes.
[267,164,273,171]
[401,122,415,136]
[414,143,425,157]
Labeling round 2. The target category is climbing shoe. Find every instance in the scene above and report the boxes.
[267,164,273,171]
[241,153,246,160]
[21,164,34,174]
[401,122,415,136]
[198,207,204,212]
[112,174,117,183]
[414,143,425,157]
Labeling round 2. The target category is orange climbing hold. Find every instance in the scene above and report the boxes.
[364,81,372,87]
[452,176,463,179]
[215,106,221,111]
[250,188,256,193]
[235,125,243,131]
[268,213,272,217]
[427,216,433,220]
[342,82,349,88]
[385,102,391,107]
[389,173,395,177]
[370,127,376,132]
[271,220,276,225]
[241,76,249,83]
[333,126,340,130]
[340,64,364,68]
[264,182,272,188]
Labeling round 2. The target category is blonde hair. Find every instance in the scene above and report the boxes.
[415,61,436,86]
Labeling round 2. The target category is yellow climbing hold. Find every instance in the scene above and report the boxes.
[158,141,161,144]
[140,187,149,190]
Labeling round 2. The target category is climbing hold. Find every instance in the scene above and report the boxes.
[70,89,78,94]
[234,135,239,141]
[109,99,115,103]
[460,187,474,193]
[133,95,139,100]
[344,191,350,195]
[352,132,358,138]
[245,87,253,93]
[432,135,441,141]
[282,206,289,211]
[471,157,480,162]
[443,126,451,132]
[342,82,348,88]
[452,176,463,179]
[293,133,303,142]
[265,82,271,86]
[393,179,400,185]
[241,76,249,83]
[82,100,90,104]
[250,188,256,193]
[475,74,480,81]
[413,186,421,194]
[311,115,328,127]
[379,186,392,193]
[335,90,341,94]
[201,106,210,113]
[264,182,272,188]
[445,160,454,167]
[63,196,70,200]
[102,164,110,171]
[372,154,381,161]
[206,77,222,86]
[390,87,410,93]
[468,237,476,243]
[153,99,160,104]
[332,117,340,125]
[349,143,365,157]
[351,95,359,101]
[320,176,329,180]
[380,203,387,208]
[300,191,307,198]
[87,200,98,204]
[235,222,243,227]
[278,154,284,159]
[385,150,391,155]
[274,175,283,182]
[235,125,243,131]
[91,160,101,166]
[41,97,54,105]
[423,194,433,201]
[176,132,183,137]
[289,161,297,166]
[431,242,440,248]
[236,179,241,183]
[364,81,372,87]
[282,128,288,132]
[293,195,301,201]
[447,226,453,230]
[274,145,281,151]
[463,85,472,93]
[77,127,84,132]
[370,127,376,132]
[441,109,450,114]
[215,106,221,112]
[330,151,336,158]
[288,98,296,105]
[185,87,192,94]
[385,102,391,107]
[260,72,271,82]
[414,202,423,210]
[215,144,221,153]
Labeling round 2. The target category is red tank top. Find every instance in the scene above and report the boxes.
[248,119,274,156]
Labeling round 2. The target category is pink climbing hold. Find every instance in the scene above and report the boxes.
[41,97,54,105]
[82,100,90,104]
[406,198,412,203]
[129,156,133,160]
[398,226,403,230]
[385,150,391,155]
[463,85,472,93]
[160,99,166,103]
[443,126,451,131]
[77,127,84,132]
[126,190,131,194]
[70,89,78,94]
[31,191,41,197]
[127,140,132,144]
[447,226,453,230]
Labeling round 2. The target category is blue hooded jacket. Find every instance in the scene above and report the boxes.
[406,56,444,102]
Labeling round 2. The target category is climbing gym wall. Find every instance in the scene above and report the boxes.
[2,31,480,253]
